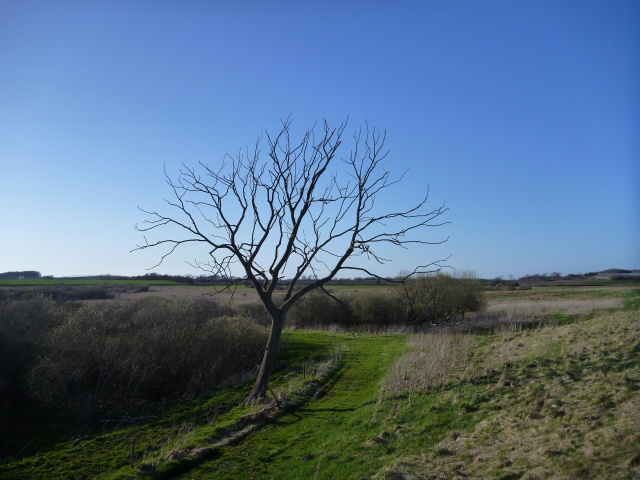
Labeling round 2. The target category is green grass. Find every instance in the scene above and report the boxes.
[0,383,250,479]
[186,333,406,479]
[0,331,404,479]
[0,330,349,479]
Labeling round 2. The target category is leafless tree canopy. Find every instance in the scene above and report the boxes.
[134,118,448,402]
[135,119,447,302]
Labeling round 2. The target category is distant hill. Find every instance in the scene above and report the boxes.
[0,271,41,280]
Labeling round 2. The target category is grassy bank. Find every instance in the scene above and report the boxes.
[375,298,640,479]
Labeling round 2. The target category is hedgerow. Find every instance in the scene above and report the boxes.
[286,274,485,329]
[0,296,267,420]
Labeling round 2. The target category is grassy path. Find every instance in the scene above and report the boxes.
[0,331,404,480]
[190,333,406,479]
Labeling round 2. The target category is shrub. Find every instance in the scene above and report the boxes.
[396,272,485,325]
[0,295,68,406]
[348,290,405,326]
[286,290,351,329]
[25,297,268,419]
[237,301,272,327]
[286,275,485,329]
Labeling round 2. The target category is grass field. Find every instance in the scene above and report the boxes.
[1,285,638,479]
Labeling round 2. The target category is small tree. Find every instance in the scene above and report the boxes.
[134,118,448,403]
[397,272,484,325]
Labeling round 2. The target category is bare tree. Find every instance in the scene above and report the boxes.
[134,118,448,404]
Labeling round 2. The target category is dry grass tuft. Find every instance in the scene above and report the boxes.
[380,333,475,401]
[485,297,623,316]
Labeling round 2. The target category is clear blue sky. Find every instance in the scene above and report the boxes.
[1,1,638,279]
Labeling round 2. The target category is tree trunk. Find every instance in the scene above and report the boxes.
[243,310,284,405]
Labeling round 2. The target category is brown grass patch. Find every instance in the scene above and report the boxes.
[375,298,640,479]
[380,334,475,401]
[486,297,623,316]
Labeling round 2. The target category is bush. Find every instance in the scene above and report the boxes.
[286,290,351,329]
[0,295,69,405]
[0,296,268,419]
[348,290,405,326]
[286,275,485,329]
[396,272,485,325]
[237,301,273,327]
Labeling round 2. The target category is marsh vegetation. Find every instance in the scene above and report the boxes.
[0,282,638,479]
